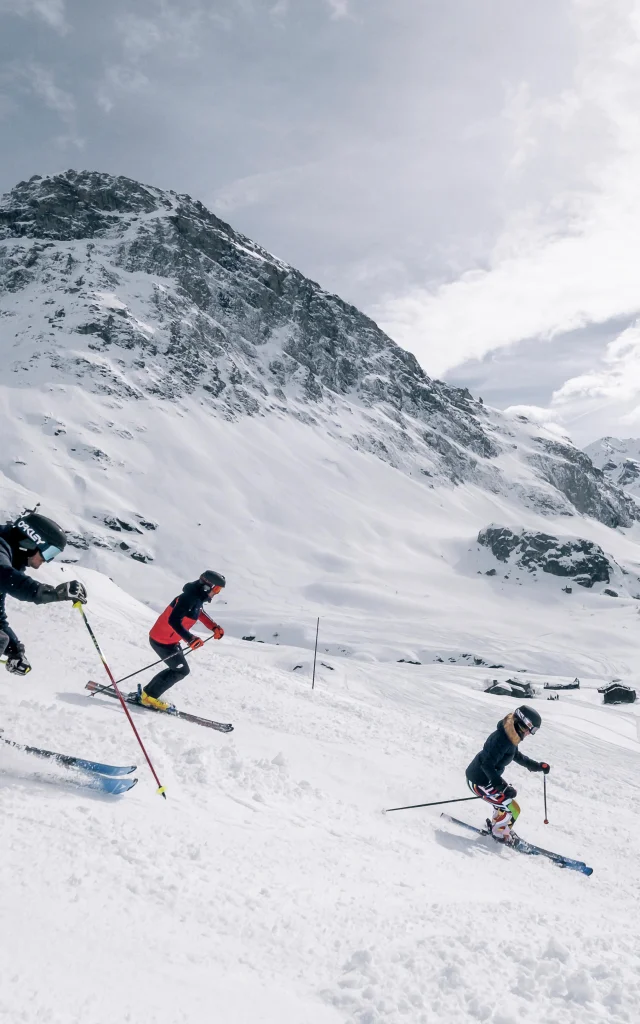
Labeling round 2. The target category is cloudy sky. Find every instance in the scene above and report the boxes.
[1,0,640,444]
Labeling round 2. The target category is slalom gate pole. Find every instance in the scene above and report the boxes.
[383,795,481,813]
[74,603,167,798]
[88,634,215,698]
[543,775,549,824]
[311,616,320,690]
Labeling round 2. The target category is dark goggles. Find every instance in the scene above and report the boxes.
[519,715,538,735]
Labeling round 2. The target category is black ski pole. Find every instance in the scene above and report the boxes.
[543,775,549,824]
[88,633,215,697]
[383,795,481,814]
[311,616,320,690]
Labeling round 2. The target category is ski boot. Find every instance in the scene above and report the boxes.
[134,685,174,713]
[487,810,516,845]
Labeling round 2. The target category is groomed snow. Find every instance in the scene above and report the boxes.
[2,560,640,1024]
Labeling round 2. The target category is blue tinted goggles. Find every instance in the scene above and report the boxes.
[21,538,63,561]
[40,544,64,562]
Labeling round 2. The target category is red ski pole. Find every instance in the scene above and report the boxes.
[543,774,549,824]
[75,603,167,798]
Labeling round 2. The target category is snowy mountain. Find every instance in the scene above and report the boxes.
[584,436,640,500]
[3,171,640,1023]
[2,170,639,635]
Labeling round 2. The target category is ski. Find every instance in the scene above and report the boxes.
[0,735,136,776]
[86,774,138,795]
[85,681,234,733]
[441,813,593,876]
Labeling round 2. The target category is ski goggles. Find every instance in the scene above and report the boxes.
[20,537,63,561]
[209,584,223,595]
[517,713,539,735]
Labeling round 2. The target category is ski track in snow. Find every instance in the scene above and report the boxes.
[1,572,640,1023]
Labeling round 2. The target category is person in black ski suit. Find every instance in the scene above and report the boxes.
[0,513,87,675]
[466,705,549,842]
[137,570,226,710]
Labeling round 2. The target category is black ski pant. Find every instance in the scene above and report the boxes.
[0,630,10,660]
[144,639,190,699]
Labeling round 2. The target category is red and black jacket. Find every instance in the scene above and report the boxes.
[150,580,217,646]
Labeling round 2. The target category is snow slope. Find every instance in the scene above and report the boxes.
[2,563,640,1024]
[2,170,640,1024]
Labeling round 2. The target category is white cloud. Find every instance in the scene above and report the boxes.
[501,322,640,443]
[116,4,205,61]
[117,13,164,58]
[27,61,75,118]
[0,0,67,31]
[96,65,150,114]
[326,0,349,18]
[9,61,83,148]
[374,0,640,378]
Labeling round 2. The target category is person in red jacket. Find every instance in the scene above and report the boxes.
[136,570,225,711]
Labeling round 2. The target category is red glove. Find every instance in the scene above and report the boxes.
[212,624,224,640]
[188,636,205,651]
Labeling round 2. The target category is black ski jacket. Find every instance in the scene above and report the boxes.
[0,525,42,648]
[466,713,541,790]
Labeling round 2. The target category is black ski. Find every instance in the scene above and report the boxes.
[85,681,234,733]
[441,813,593,876]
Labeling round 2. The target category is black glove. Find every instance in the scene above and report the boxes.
[36,580,87,605]
[502,785,517,800]
[5,642,31,676]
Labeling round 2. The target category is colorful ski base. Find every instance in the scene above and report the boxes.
[85,681,234,733]
[441,813,593,876]
[0,735,136,777]
[86,774,138,795]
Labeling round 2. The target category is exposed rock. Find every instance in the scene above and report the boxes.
[478,526,612,586]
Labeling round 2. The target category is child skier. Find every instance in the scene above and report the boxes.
[134,570,226,711]
[465,706,549,843]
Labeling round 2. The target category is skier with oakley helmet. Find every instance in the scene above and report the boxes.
[0,512,87,676]
[135,570,226,711]
[466,706,549,843]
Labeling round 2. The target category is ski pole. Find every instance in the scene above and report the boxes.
[383,795,481,814]
[311,616,319,690]
[543,775,549,824]
[74,603,167,798]
[88,634,215,697]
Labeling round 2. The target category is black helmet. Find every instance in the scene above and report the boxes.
[14,512,66,562]
[200,569,226,590]
[514,705,541,737]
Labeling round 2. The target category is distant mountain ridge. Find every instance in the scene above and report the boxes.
[583,436,640,501]
[1,168,638,574]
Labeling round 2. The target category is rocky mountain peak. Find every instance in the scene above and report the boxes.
[1,169,639,532]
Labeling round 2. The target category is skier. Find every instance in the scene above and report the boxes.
[135,570,226,711]
[465,706,549,843]
[0,512,88,675]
